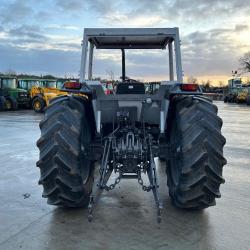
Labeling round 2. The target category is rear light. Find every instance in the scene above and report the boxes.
[180,83,199,91]
[64,81,81,89]
[104,89,111,95]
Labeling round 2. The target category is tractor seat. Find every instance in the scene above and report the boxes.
[116,82,145,94]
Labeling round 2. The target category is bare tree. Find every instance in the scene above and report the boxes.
[187,76,198,84]
[245,77,250,85]
[106,70,114,81]
[201,80,212,92]
[218,81,225,87]
[5,69,17,76]
[239,52,250,73]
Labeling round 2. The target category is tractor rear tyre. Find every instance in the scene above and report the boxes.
[32,97,46,113]
[166,96,227,209]
[37,95,94,207]
[0,96,6,111]
[5,97,18,110]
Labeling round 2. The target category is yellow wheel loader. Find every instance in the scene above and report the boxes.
[29,83,69,112]
[18,78,68,112]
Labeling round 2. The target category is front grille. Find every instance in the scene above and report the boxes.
[18,92,27,98]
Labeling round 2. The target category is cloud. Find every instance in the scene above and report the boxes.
[181,27,247,77]
[0,25,50,50]
[0,23,82,52]
[34,10,54,22]
[235,24,249,32]
[46,24,80,31]
[50,42,81,51]
[9,25,46,40]
[86,0,250,28]
[55,0,84,11]
[102,1,250,37]
[0,0,249,82]
[100,14,164,27]
[0,1,32,24]
[87,0,115,15]
[0,43,80,76]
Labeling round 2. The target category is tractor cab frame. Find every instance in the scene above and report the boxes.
[80,28,183,83]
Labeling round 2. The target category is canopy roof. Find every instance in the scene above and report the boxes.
[84,28,178,49]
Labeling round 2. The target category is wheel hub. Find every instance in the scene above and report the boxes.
[34,101,41,109]
[6,100,11,109]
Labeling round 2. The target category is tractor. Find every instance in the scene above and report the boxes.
[223,77,250,104]
[145,82,161,94]
[236,89,248,103]
[0,76,29,110]
[37,28,227,222]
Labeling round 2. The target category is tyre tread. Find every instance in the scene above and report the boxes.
[37,96,93,207]
[167,95,226,209]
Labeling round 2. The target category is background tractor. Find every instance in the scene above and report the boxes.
[236,88,248,103]
[224,77,250,104]
[145,82,161,94]
[0,76,29,110]
[37,28,227,222]
[18,78,67,112]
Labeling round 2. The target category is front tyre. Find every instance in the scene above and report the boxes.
[32,97,46,113]
[37,96,94,207]
[5,97,18,110]
[166,96,227,209]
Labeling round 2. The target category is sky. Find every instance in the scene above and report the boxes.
[0,0,250,84]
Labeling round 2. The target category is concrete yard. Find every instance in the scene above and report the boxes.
[0,101,249,250]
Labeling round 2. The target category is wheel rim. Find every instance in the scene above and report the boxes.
[170,122,181,186]
[6,100,12,109]
[34,100,41,110]
[81,135,91,184]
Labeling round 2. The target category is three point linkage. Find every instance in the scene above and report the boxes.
[87,135,163,223]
